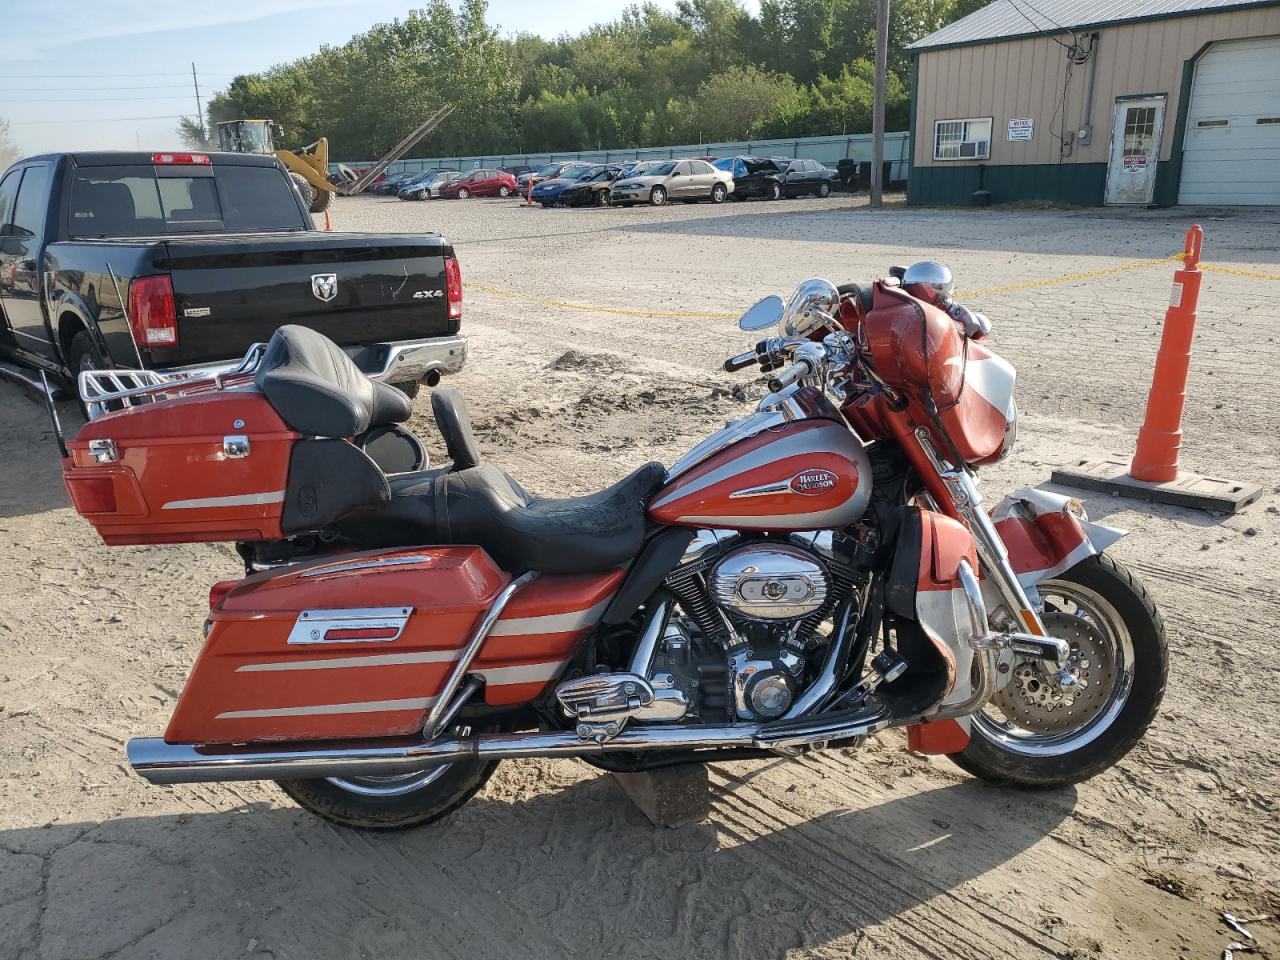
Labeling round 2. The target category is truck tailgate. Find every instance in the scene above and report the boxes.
[157,232,455,366]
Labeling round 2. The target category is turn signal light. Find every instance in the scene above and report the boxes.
[152,153,211,165]
[127,275,179,348]
[65,476,118,514]
[208,580,238,610]
[444,255,463,320]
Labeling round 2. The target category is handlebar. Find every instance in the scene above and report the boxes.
[723,350,759,373]
[767,357,815,393]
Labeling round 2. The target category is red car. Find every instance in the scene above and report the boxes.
[437,167,517,199]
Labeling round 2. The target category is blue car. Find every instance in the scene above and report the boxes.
[530,165,612,206]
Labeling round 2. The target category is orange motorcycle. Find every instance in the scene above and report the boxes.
[55,262,1167,829]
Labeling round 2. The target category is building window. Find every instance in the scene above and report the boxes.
[933,118,992,160]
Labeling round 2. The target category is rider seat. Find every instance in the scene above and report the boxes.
[338,388,667,575]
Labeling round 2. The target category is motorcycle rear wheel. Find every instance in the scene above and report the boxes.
[950,554,1167,787]
[278,737,497,830]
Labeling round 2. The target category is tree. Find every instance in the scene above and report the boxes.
[0,118,21,169]
[696,65,803,140]
[176,117,210,150]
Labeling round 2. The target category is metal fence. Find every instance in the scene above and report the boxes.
[333,131,912,182]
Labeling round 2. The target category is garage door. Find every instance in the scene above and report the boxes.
[1179,36,1280,205]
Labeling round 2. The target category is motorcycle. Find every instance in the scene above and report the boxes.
[55,261,1167,830]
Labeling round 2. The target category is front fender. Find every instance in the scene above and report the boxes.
[990,487,1126,596]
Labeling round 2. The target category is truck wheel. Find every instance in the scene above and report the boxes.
[648,186,667,206]
[289,172,315,209]
[950,555,1167,787]
[309,187,332,214]
[391,380,420,399]
[278,757,498,830]
[69,331,110,415]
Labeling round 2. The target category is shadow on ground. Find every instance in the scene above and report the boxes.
[0,775,1075,960]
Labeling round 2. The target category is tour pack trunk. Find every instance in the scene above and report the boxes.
[148,232,458,367]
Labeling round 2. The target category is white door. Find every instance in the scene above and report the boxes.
[1179,36,1280,205]
[1105,97,1165,204]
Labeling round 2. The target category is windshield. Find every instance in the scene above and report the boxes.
[575,165,607,180]
[535,163,560,177]
[647,161,677,177]
[68,163,310,237]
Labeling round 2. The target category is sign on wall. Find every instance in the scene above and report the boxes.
[1007,118,1034,141]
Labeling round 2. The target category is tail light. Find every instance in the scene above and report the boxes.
[208,580,238,610]
[444,255,463,320]
[152,152,211,165]
[128,276,179,348]
[65,476,118,514]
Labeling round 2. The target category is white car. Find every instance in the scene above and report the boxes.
[609,159,734,207]
[401,171,463,201]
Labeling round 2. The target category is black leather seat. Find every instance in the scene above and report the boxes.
[337,388,667,575]
[256,325,411,437]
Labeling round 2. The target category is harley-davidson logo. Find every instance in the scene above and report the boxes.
[789,469,839,495]
[311,273,338,302]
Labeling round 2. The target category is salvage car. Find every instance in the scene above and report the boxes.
[530,164,621,207]
[517,161,590,197]
[609,158,732,207]
[779,158,837,197]
[399,170,461,201]
[437,167,516,199]
[714,156,786,200]
[0,151,466,400]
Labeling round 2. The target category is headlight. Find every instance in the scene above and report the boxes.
[997,398,1018,461]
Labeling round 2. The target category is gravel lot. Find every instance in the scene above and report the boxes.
[1,192,1278,960]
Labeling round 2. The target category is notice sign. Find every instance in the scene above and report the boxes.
[1123,156,1148,170]
[1007,118,1034,141]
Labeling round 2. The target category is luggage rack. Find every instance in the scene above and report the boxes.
[79,343,268,420]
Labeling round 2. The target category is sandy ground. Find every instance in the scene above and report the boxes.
[1,193,1278,960]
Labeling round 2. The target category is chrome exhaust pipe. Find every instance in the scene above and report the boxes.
[128,704,897,785]
[128,726,755,785]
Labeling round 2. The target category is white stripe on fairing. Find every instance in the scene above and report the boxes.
[162,490,285,511]
[216,696,437,720]
[490,597,611,636]
[473,660,569,685]
[964,356,1016,420]
[236,650,462,673]
[649,429,848,510]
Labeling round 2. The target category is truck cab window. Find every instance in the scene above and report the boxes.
[0,170,19,231]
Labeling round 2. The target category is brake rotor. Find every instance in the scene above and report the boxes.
[988,610,1115,735]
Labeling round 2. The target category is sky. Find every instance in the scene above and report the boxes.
[0,0,709,156]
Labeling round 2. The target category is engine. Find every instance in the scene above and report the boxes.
[660,530,865,722]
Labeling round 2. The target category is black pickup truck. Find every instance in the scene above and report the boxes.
[0,151,466,398]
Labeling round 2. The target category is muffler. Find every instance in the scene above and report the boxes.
[128,706,893,785]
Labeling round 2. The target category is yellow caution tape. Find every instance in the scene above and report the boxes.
[470,252,1278,320]
[468,282,737,319]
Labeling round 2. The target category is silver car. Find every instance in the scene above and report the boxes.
[609,159,734,207]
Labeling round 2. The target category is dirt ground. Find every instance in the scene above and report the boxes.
[1,193,1278,960]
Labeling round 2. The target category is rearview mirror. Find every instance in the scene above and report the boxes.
[738,295,785,331]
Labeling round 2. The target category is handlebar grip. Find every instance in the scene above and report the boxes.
[767,359,812,393]
[723,350,759,373]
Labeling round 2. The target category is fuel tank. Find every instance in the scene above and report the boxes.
[649,418,872,531]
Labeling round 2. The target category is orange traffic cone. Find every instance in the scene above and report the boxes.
[323,209,333,232]
[1129,225,1202,482]
[1050,223,1259,513]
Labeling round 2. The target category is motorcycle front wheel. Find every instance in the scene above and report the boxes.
[950,554,1167,787]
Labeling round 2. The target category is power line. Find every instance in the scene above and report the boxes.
[10,114,192,125]
[0,82,226,92]
[1004,0,1073,50]
[0,71,239,79]
[14,95,220,103]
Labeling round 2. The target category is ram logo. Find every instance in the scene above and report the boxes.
[412,289,444,299]
[311,273,338,302]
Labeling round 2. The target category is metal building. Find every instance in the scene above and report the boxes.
[906,0,1280,206]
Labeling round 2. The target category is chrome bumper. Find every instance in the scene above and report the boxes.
[346,335,468,384]
[153,334,468,386]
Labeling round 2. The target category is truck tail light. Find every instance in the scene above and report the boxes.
[127,276,179,347]
[152,152,211,165]
[444,255,463,320]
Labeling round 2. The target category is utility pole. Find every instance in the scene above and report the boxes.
[870,0,890,208]
[191,62,206,145]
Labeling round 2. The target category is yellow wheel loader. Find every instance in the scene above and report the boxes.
[214,106,454,215]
